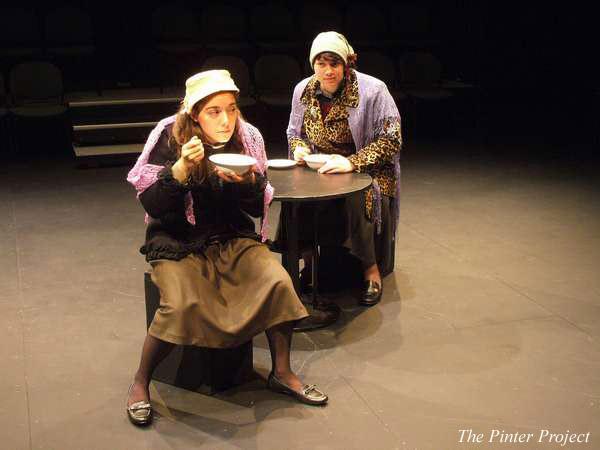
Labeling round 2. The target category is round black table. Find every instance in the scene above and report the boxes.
[268,165,372,331]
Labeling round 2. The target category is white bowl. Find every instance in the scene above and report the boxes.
[267,158,297,169]
[209,153,257,175]
[303,153,331,170]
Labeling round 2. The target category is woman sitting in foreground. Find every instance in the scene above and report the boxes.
[125,70,328,426]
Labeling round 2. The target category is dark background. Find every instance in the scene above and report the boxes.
[0,1,597,162]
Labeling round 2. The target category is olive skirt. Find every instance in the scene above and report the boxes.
[149,238,308,348]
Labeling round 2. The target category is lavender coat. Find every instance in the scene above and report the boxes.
[286,70,402,230]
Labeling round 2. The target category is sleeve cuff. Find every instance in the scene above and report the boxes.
[158,165,191,193]
[289,138,310,151]
[347,154,363,173]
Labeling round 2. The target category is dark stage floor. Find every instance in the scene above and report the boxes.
[1,134,599,449]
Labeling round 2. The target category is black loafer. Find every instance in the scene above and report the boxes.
[359,280,382,306]
[267,373,328,406]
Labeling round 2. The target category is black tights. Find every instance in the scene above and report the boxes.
[131,321,297,398]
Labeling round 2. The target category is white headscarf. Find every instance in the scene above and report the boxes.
[309,31,355,65]
[183,70,239,114]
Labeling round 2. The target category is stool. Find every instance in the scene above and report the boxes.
[144,271,254,394]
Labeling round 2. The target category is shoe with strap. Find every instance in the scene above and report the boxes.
[267,372,328,405]
[126,384,153,426]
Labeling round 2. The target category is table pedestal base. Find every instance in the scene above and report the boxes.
[293,300,341,332]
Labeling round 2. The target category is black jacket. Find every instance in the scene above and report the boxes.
[138,126,267,261]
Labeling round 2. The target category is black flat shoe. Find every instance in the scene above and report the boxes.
[126,384,153,426]
[359,280,382,306]
[267,373,328,405]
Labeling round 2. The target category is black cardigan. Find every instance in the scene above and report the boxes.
[138,126,267,262]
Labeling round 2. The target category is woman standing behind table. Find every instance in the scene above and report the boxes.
[125,70,328,427]
[283,31,402,307]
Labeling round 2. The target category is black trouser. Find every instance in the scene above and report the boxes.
[275,191,394,282]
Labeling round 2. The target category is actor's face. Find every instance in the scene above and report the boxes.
[313,54,345,95]
[195,92,239,144]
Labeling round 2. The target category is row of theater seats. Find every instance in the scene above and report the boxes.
[2,49,452,106]
[1,46,473,161]
[1,2,435,57]
[1,3,443,94]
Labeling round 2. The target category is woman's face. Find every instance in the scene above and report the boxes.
[313,54,345,95]
[195,92,239,144]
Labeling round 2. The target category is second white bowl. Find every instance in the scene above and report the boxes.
[303,153,331,170]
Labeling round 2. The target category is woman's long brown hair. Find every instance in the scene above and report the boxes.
[169,92,244,184]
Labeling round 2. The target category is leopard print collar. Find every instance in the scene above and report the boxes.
[301,69,359,109]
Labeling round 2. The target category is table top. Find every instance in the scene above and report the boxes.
[268,165,372,202]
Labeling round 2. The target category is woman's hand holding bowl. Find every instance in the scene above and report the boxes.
[318,154,355,174]
[214,166,256,184]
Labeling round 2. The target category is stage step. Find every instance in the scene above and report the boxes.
[74,143,143,168]
[69,88,181,166]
